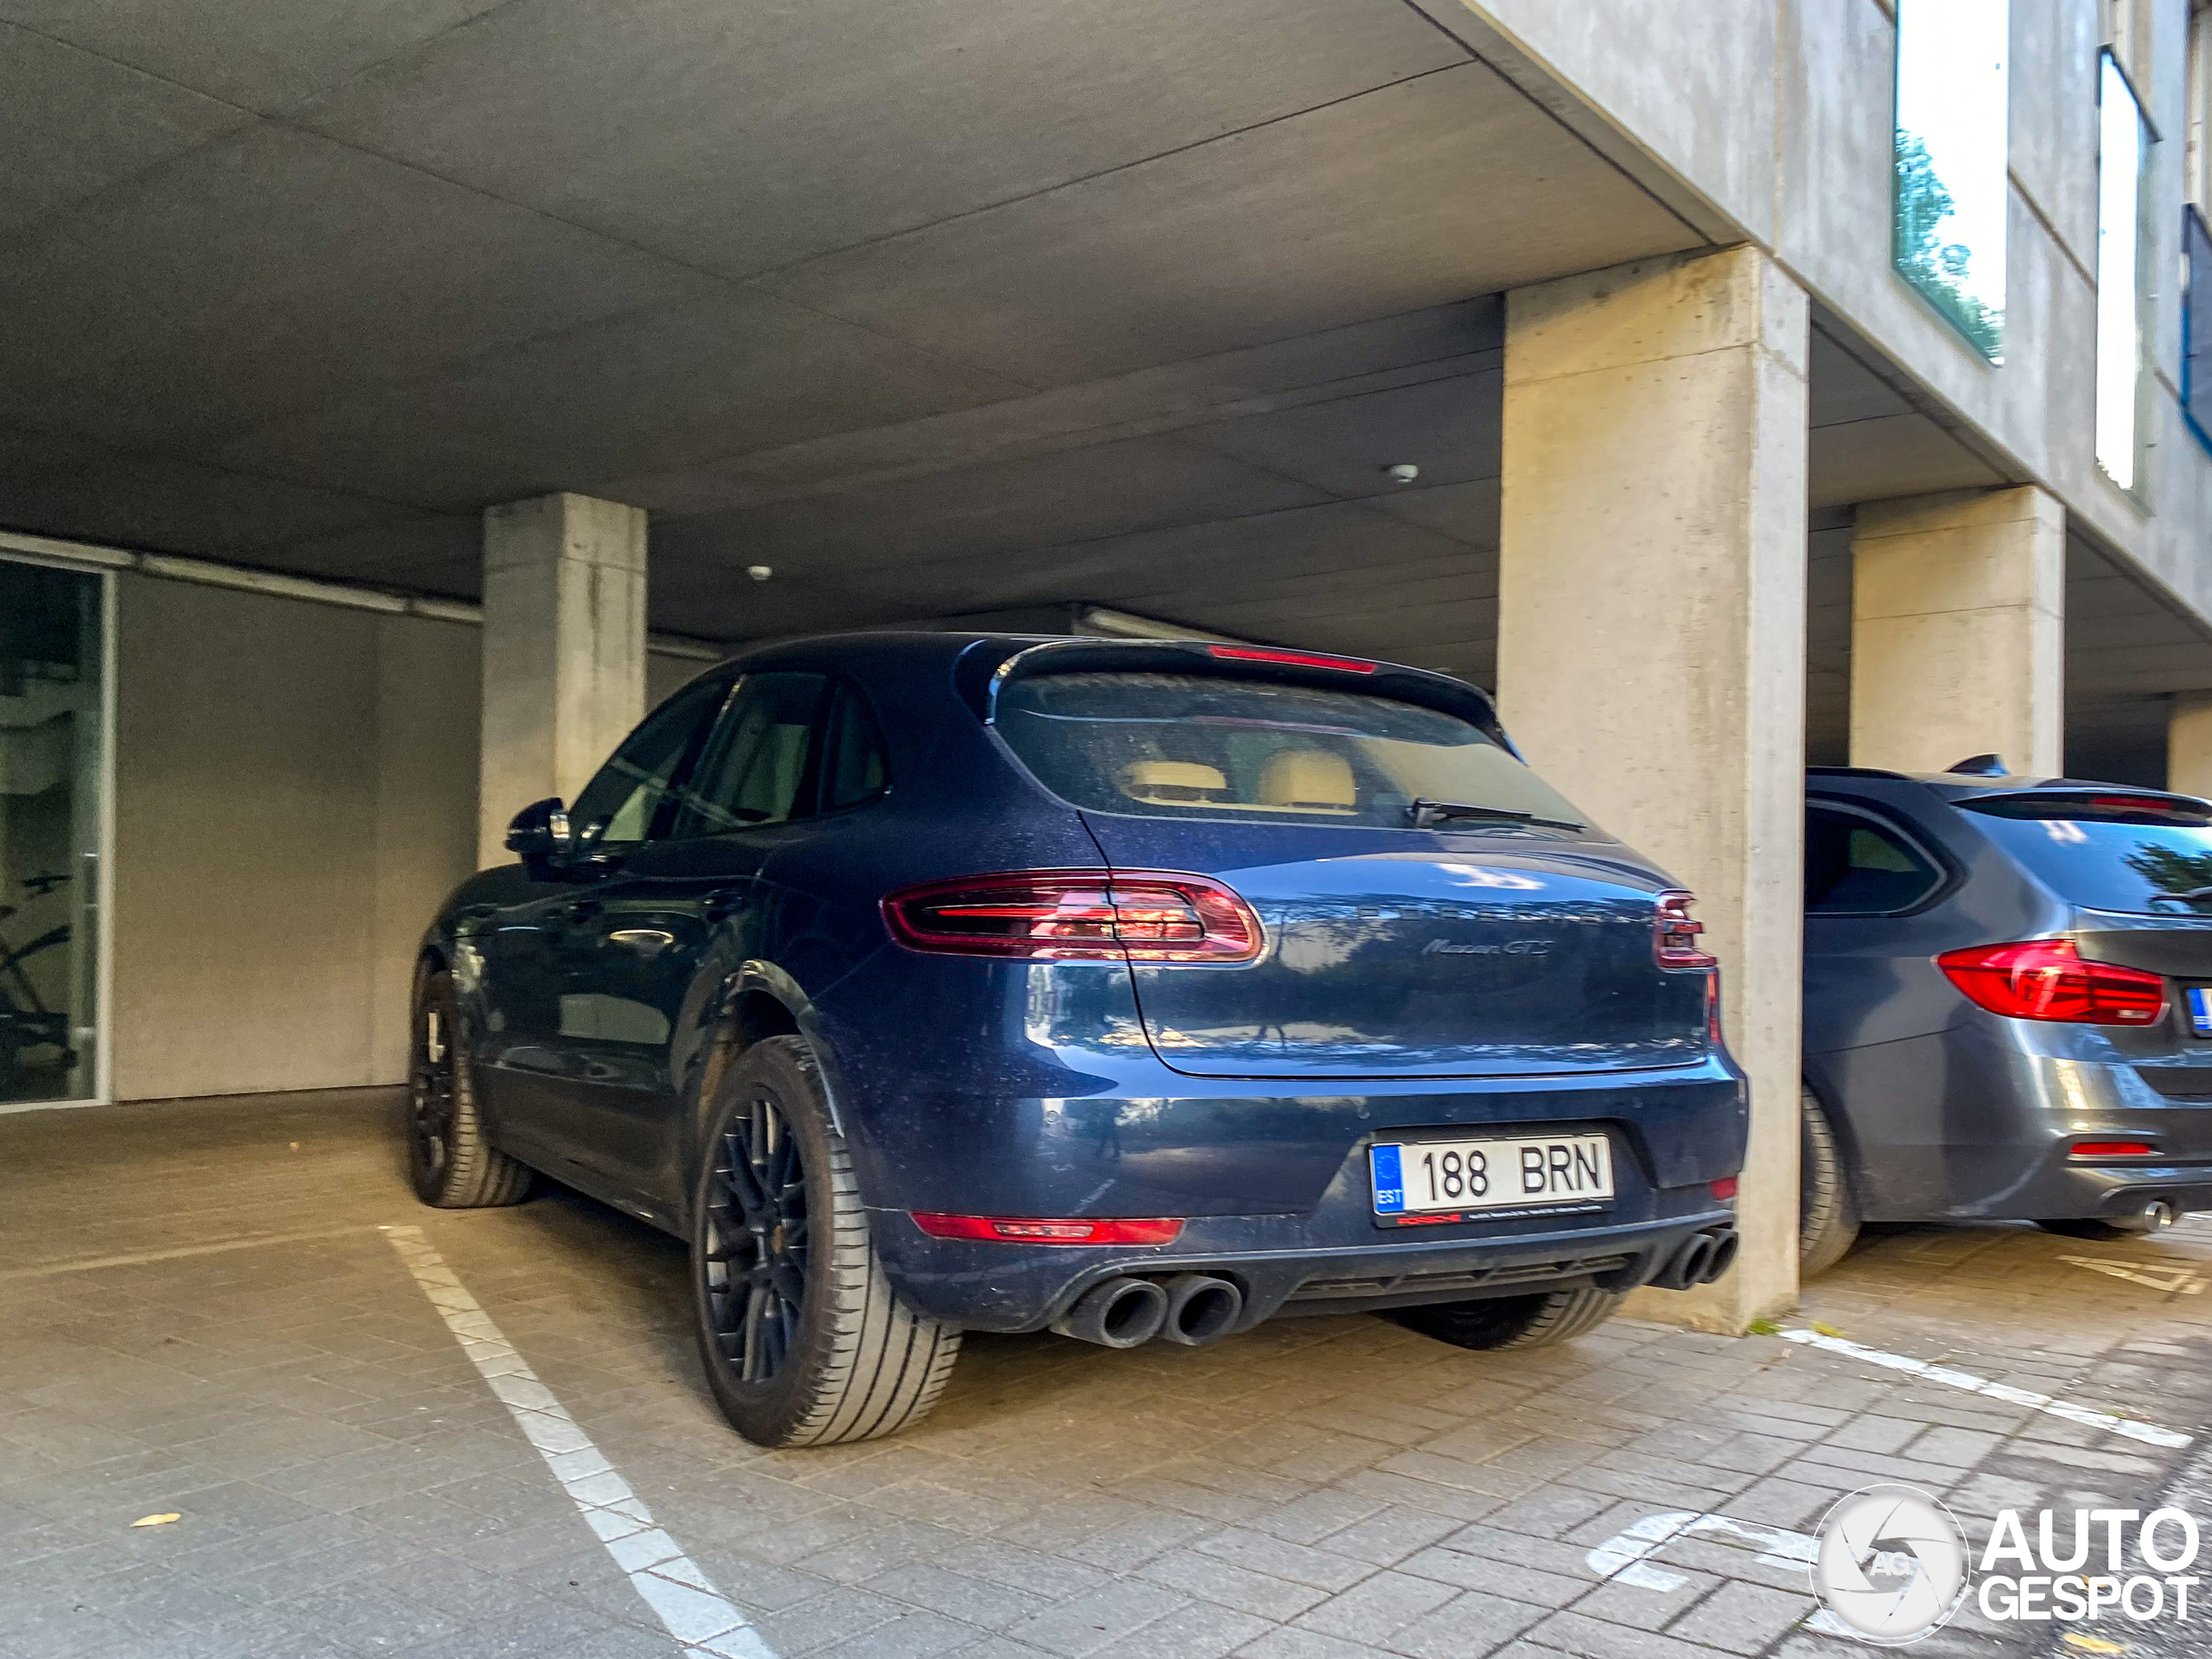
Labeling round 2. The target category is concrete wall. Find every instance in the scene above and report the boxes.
[111,573,718,1100]
[1454,0,2212,629]
[112,576,480,1099]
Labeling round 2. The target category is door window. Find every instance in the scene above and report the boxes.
[822,681,889,811]
[1806,806,1945,915]
[670,673,828,837]
[1,557,104,1106]
[567,676,732,851]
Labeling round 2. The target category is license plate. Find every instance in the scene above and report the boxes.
[1370,1134,1613,1224]
[2190,988,2212,1038]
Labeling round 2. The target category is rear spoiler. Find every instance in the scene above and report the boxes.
[958,636,1518,756]
[1953,787,2212,826]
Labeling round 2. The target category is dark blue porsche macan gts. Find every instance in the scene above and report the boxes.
[410,632,1748,1446]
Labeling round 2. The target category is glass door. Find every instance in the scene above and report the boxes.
[1,556,105,1106]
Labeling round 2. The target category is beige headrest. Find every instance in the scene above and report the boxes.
[1259,749,1355,808]
[1119,760,1228,803]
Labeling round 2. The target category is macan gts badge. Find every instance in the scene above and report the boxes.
[410,633,1750,1447]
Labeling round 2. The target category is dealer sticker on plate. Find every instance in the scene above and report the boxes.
[1370,1133,1613,1225]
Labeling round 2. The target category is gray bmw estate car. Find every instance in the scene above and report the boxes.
[1799,766,2212,1271]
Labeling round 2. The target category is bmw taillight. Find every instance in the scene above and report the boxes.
[1656,891,1717,970]
[882,871,1262,963]
[1936,939,2167,1026]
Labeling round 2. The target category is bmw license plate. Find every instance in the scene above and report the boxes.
[2189,988,2212,1038]
[1370,1134,1613,1226]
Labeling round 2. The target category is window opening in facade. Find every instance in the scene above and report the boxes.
[2097,49,2153,490]
[1892,0,2010,359]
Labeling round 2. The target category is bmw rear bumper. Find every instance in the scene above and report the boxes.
[1836,1026,2212,1223]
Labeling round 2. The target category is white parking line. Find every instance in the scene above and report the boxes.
[1585,1510,1853,1637]
[1779,1327,2191,1448]
[0,1223,384,1281]
[383,1225,778,1659]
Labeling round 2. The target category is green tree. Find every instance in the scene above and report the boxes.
[1895,131,2002,358]
[2122,843,2212,910]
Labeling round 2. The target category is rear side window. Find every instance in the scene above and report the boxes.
[1959,792,2212,915]
[1805,806,1945,914]
[993,671,1584,834]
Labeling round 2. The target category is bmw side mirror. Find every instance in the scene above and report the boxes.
[505,797,571,880]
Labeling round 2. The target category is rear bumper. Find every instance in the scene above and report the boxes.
[1830,1027,2212,1222]
[871,1202,1736,1332]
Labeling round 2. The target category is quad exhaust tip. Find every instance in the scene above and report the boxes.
[1052,1273,1245,1349]
[1651,1226,1738,1291]
[1159,1274,1243,1345]
[1050,1276,1167,1348]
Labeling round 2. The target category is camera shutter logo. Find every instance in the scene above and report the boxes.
[1815,1484,1969,1644]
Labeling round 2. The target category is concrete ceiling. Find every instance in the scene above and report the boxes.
[0,0,1700,620]
[4,0,2205,781]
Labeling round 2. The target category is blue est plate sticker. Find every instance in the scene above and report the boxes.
[2190,988,2212,1038]
[1370,1143,1405,1214]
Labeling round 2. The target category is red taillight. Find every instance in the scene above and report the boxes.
[2070,1141,2157,1159]
[1207,644,1376,674]
[910,1213,1186,1244]
[1656,891,1717,970]
[1711,1177,1739,1201]
[1936,939,2167,1026]
[883,871,1262,963]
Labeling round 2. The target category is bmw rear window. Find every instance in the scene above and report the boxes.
[993,671,1587,834]
[1957,792,2212,914]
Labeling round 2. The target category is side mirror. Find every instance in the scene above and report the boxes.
[505,798,570,880]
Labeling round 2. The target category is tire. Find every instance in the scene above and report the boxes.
[409,969,532,1209]
[2037,1217,2139,1241]
[1799,1084,1860,1276]
[690,1035,961,1448]
[1382,1285,1627,1351]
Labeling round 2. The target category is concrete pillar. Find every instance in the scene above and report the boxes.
[2171,692,2212,798]
[1497,245,1809,1333]
[1849,486,2064,779]
[479,493,647,867]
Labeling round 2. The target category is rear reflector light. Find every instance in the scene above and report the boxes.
[1936,939,2166,1026]
[1207,644,1376,673]
[910,1213,1185,1244]
[1656,891,1717,970]
[883,870,1262,963]
[2071,1141,2156,1158]
[1710,1177,1739,1201]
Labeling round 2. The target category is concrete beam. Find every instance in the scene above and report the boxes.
[1497,245,1809,1333]
[479,493,647,868]
[1849,486,2065,779]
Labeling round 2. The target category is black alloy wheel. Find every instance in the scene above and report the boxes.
[702,1093,810,1385]
[689,1035,960,1446]
[407,969,531,1209]
[409,995,457,1192]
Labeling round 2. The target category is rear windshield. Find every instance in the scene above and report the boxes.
[1958,793,2212,914]
[994,671,1586,835]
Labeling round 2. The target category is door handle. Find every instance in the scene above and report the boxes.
[703,888,747,923]
[608,928,677,957]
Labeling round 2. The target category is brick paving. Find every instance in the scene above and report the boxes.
[7,1090,2212,1659]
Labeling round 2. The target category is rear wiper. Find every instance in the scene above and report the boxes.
[1408,798,1583,831]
